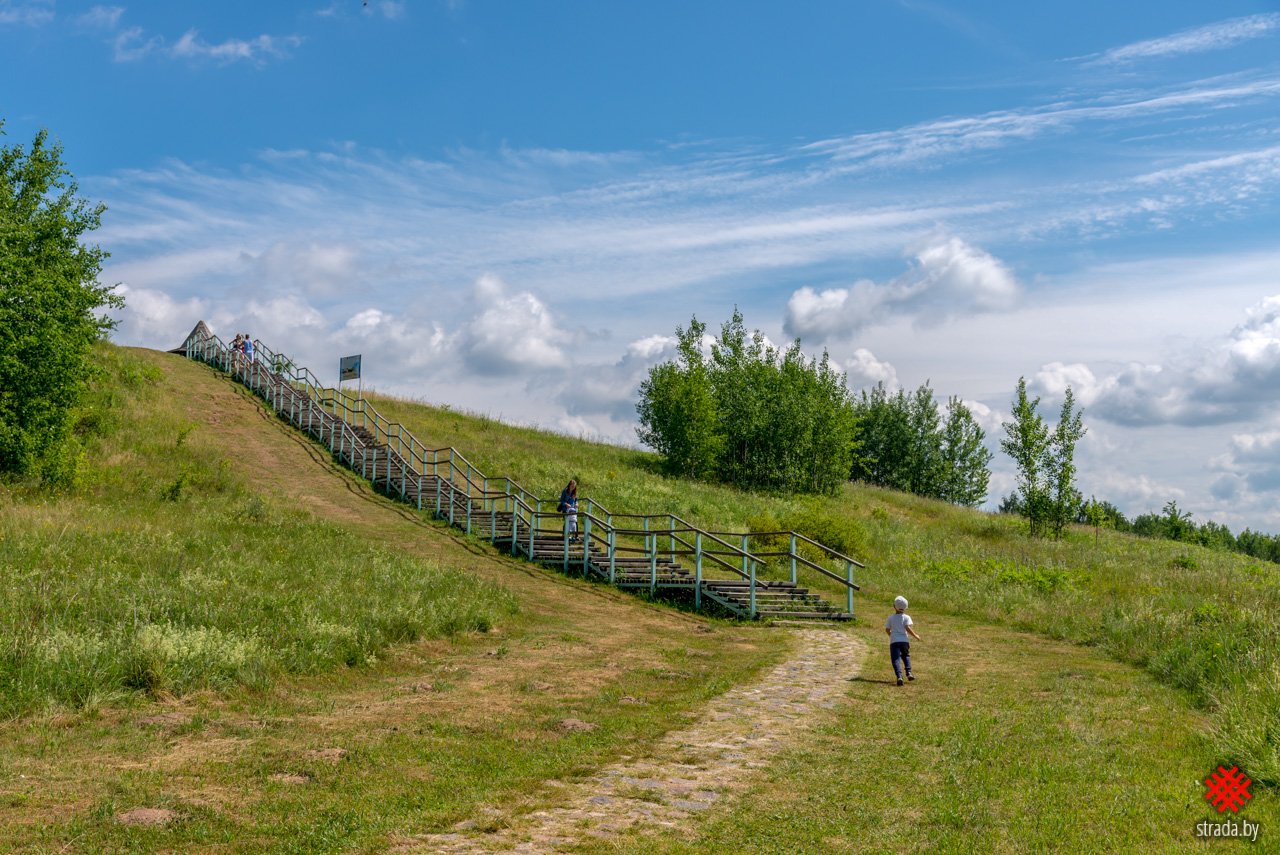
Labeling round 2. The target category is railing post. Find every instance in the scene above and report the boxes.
[530,507,537,558]
[582,515,591,576]
[668,516,675,564]
[846,560,855,617]
[562,513,569,572]
[695,532,703,611]
[741,534,749,580]
[511,502,519,555]
[649,532,657,594]
[608,527,616,584]
[790,533,798,586]
[750,560,757,618]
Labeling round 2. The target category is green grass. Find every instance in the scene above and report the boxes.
[603,616,1276,854]
[0,345,787,853]
[368,389,1280,787]
[0,346,516,716]
[2,345,1276,853]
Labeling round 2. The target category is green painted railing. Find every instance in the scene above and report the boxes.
[181,326,862,618]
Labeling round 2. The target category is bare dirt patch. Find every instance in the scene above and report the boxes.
[305,747,348,762]
[557,718,599,733]
[116,807,177,827]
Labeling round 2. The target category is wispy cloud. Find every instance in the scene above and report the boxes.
[75,5,124,30]
[81,9,303,65]
[169,29,303,64]
[0,0,53,26]
[801,76,1280,174]
[1087,13,1280,66]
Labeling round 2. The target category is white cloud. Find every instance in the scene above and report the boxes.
[84,10,303,65]
[110,25,160,61]
[961,399,1005,438]
[169,29,303,64]
[238,241,362,297]
[0,0,53,26]
[1211,429,1280,495]
[1038,296,1280,427]
[461,275,570,376]
[1088,14,1280,66]
[112,284,209,344]
[1091,471,1185,512]
[839,348,899,389]
[76,5,123,29]
[801,76,1280,176]
[784,234,1020,340]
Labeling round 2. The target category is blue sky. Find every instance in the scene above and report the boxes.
[4,1,1280,529]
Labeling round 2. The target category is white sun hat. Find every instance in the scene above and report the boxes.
[894,596,908,610]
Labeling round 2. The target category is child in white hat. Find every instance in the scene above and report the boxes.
[885,595,922,686]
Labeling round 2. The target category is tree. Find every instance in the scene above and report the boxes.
[850,383,992,507]
[1046,387,1086,538]
[1082,495,1112,544]
[635,317,720,479]
[1160,500,1194,542]
[1000,378,1085,539]
[1000,377,1052,536]
[636,309,858,494]
[938,397,992,507]
[0,126,120,484]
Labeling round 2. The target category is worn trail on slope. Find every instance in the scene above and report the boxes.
[407,628,867,854]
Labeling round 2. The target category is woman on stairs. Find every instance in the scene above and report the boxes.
[559,479,580,543]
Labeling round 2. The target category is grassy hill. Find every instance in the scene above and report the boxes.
[0,343,1273,852]
[369,388,1280,789]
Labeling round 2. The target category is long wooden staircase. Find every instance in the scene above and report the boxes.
[177,324,862,621]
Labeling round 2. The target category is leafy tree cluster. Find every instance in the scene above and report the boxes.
[1,125,119,485]
[1006,492,1280,565]
[1127,501,1279,562]
[850,382,992,507]
[636,310,857,494]
[1000,377,1086,538]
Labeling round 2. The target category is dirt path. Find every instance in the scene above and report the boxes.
[400,628,867,854]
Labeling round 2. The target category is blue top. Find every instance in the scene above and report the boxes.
[559,489,578,513]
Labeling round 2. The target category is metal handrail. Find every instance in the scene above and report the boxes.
[180,325,861,618]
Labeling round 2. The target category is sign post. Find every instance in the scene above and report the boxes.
[339,354,362,399]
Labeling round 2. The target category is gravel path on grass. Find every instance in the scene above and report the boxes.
[406,627,867,854]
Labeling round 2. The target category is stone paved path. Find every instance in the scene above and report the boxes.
[402,628,866,854]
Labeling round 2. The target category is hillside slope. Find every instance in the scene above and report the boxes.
[371,386,1280,788]
[0,344,1271,852]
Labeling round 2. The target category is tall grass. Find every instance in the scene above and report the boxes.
[367,391,1280,786]
[0,347,516,716]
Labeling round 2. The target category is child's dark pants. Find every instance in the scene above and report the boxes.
[890,641,912,679]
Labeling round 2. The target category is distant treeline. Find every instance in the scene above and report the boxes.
[1000,495,1280,564]
[636,310,992,504]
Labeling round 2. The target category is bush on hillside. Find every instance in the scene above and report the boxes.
[0,125,122,486]
[637,309,857,495]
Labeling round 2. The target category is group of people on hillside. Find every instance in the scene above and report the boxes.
[230,333,255,364]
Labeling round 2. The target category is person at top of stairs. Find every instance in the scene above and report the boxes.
[558,479,579,543]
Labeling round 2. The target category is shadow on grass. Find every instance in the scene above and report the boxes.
[848,675,899,686]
